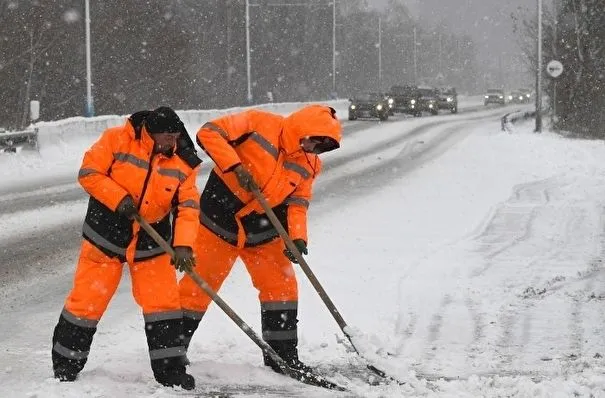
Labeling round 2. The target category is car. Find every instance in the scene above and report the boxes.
[348,93,390,121]
[416,87,440,115]
[518,88,532,103]
[508,91,527,104]
[436,87,458,114]
[484,88,505,105]
[386,85,423,116]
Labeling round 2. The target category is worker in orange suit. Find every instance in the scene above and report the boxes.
[179,104,342,374]
[51,107,202,390]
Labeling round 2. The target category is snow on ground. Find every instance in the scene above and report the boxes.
[2,108,605,397]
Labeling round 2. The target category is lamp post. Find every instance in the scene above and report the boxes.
[378,16,382,91]
[246,1,336,104]
[535,0,543,133]
[413,26,418,84]
[84,0,94,116]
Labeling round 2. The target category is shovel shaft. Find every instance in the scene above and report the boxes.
[132,213,293,376]
[249,186,349,331]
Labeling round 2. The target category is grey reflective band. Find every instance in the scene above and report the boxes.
[134,245,165,260]
[262,330,297,341]
[144,310,183,323]
[149,346,186,360]
[201,212,278,245]
[203,122,229,139]
[82,222,127,256]
[179,199,199,209]
[158,168,187,182]
[246,228,279,245]
[261,301,298,311]
[250,132,279,159]
[78,168,99,178]
[61,308,99,328]
[114,152,149,170]
[53,342,89,360]
[183,309,206,321]
[284,196,309,208]
[200,213,238,240]
[284,162,311,179]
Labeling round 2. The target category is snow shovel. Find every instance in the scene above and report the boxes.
[250,185,400,384]
[132,213,345,392]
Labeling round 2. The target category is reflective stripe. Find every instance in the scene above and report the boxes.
[82,222,127,256]
[250,132,279,159]
[262,330,297,341]
[284,196,309,208]
[246,229,278,245]
[149,346,186,360]
[261,301,298,311]
[200,213,238,241]
[284,162,311,179]
[114,152,149,170]
[203,122,229,139]
[134,245,165,260]
[201,212,277,245]
[78,168,99,178]
[183,309,206,321]
[144,310,183,323]
[61,308,98,328]
[158,168,187,182]
[53,342,89,360]
[179,199,199,209]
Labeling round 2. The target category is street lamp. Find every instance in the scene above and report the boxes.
[246,0,337,104]
[535,0,543,133]
[84,0,94,116]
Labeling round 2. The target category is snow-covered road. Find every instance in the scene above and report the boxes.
[2,102,605,397]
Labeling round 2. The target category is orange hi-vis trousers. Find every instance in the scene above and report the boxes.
[65,240,181,319]
[51,239,184,380]
[179,224,298,316]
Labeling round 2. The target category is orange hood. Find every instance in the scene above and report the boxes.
[281,105,342,155]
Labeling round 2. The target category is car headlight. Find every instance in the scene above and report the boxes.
[376,104,383,110]
[508,95,513,100]
[387,98,394,104]
[484,95,489,99]
[410,99,416,104]
[519,96,523,100]
[499,95,504,99]
[446,97,453,102]
[428,103,433,108]
[350,105,356,110]
[526,93,531,98]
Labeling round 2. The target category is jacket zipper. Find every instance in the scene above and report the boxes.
[138,153,156,211]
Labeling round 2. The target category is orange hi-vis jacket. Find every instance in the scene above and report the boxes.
[196,105,342,248]
[78,111,201,262]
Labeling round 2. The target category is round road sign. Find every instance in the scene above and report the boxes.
[546,60,563,78]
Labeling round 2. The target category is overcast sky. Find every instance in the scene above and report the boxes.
[372,0,543,85]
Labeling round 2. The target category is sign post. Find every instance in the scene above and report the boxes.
[546,60,563,127]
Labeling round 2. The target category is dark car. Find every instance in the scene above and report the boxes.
[484,88,505,105]
[417,87,440,115]
[386,85,422,116]
[518,88,532,103]
[348,93,389,121]
[508,91,527,104]
[436,87,458,113]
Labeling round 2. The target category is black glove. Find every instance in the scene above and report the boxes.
[172,246,195,273]
[233,165,256,192]
[116,195,138,219]
[283,239,308,264]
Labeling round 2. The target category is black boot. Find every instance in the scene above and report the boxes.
[144,313,195,390]
[180,312,203,366]
[260,302,314,374]
[51,308,98,382]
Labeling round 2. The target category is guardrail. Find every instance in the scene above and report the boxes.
[0,128,38,152]
[501,109,536,132]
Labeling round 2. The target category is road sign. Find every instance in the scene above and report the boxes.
[546,60,563,78]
